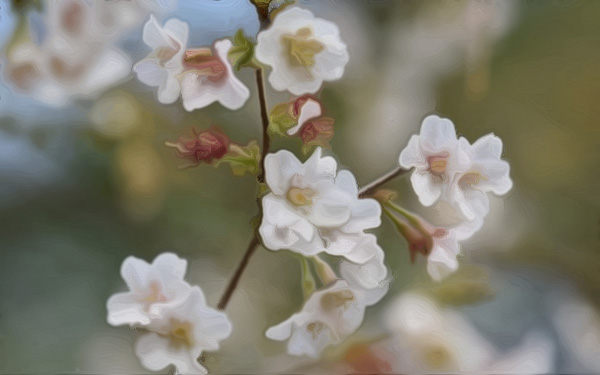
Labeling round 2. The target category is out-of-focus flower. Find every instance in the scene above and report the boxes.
[399,115,470,207]
[453,134,513,222]
[382,292,555,374]
[2,0,172,106]
[107,253,191,327]
[266,279,387,358]
[255,7,349,95]
[165,126,230,167]
[259,148,382,264]
[135,287,232,375]
[549,292,600,373]
[133,15,189,104]
[181,39,250,111]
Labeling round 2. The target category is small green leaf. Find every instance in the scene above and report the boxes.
[300,257,316,299]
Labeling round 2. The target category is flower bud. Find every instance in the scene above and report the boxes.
[300,117,335,153]
[166,126,230,167]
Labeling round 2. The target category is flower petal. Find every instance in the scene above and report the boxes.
[135,332,207,375]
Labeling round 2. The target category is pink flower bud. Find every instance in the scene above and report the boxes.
[166,126,230,165]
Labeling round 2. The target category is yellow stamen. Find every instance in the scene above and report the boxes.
[286,187,315,206]
[282,27,325,68]
[320,290,355,312]
[169,319,195,348]
[307,321,325,340]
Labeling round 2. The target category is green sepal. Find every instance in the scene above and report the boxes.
[217,140,261,176]
[228,29,255,71]
[268,102,297,137]
[300,257,316,300]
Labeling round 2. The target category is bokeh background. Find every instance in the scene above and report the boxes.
[0,0,599,373]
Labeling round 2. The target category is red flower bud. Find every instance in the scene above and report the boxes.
[300,117,335,150]
[166,126,230,166]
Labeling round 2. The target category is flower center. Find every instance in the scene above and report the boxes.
[459,172,482,187]
[321,289,355,312]
[286,187,315,206]
[169,319,195,348]
[142,281,167,309]
[421,344,453,370]
[427,154,449,175]
[282,27,325,68]
[183,48,226,82]
[306,321,326,340]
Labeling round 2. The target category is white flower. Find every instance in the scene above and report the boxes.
[399,115,512,224]
[107,253,191,326]
[135,287,233,375]
[133,15,189,104]
[399,115,471,207]
[181,39,250,111]
[259,148,382,264]
[452,133,513,222]
[255,7,349,95]
[266,279,387,358]
[383,292,555,374]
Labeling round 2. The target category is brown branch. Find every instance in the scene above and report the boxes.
[256,68,270,183]
[358,166,410,198]
[217,235,260,310]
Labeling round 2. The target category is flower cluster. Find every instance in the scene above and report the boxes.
[107,253,232,374]
[2,0,167,106]
[134,16,250,111]
[392,114,512,280]
[97,2,518,370]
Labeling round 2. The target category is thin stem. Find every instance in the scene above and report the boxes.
[256,68,270,183]
[217,69,271,309]
[358,166,410,198]
[217,235,260,310]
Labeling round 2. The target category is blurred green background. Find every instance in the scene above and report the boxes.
[0,0,599,373]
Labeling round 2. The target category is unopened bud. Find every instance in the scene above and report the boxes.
[300,117,335,152]
[166,126,230,167]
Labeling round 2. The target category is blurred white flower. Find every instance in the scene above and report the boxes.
[453,134,513,222]
[133,15,189,104]
[259,148,382,264]
[266,279,387,358]
[255,7,349,95]
[107,253,191,327]
[2,0,173,106]
[550,292,600,373]
[181,39,250,111]
[383,292,554,374]
[135,287,232,375]
[399,115,471,207]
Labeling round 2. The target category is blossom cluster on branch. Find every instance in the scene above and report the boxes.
[0,1,527,374]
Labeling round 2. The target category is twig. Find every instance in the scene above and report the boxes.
[358,166,410,198]
[256,68,270,183]
[217,235,260,310]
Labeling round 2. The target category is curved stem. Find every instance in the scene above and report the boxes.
[358,166,410,198]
